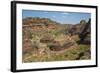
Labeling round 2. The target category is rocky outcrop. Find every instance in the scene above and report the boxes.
[40,35,54,43]
[69,19,91,44]
[23,17,58,26]
[47,35,78,52]
[79,19,91,44]
[23,39,33,54]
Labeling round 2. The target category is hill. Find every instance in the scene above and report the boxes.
[23,17,59,26]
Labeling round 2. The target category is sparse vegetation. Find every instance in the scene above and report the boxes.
[22,17,91,63]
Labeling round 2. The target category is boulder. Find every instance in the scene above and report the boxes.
[40,35,54,43]
[48,41,62,51]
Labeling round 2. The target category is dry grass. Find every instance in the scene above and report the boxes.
[23,44,90,63]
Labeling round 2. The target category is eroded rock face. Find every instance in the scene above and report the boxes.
[40,35,54,43]
[23,39,33,54]
[68,19,91,44]
[62,42,75,49]
[48,41,62,51]
[69,24,85,36]
[79,19,91,44]
[48,35,78,52]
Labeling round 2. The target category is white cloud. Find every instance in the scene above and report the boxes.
[61,12,69,15]
[43,12,49,13]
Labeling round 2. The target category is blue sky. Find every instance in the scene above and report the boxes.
[22,10,91,24]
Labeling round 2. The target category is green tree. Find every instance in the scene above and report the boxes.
[80,20,86,25]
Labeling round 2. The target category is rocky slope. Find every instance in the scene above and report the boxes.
[22,17,91,62]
